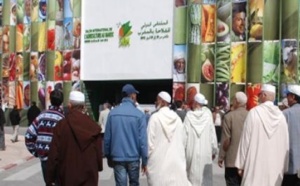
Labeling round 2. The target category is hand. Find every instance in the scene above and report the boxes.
[141,166,147,176]
[107,158,114,168]
[238,169,244,177]
[218,159,223,168]
[212,154,216,160]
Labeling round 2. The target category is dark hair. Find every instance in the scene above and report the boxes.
[50,90,64,107]
[233,3,246,16]
[32,101,36,106]
[122,92,129,98]
[295,95,300,104]
[170,103,177,111]
[174,100,183,108]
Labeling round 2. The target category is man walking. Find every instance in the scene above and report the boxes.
[0,107,6,150]
[46,91,103,186]
[184,93,218,186]
[282,84,300,186]
[25,89,64,185]
[9,105,21,143]
[104,84,148,186]
[174,100,186,122]
[218,91,248,186]
[147,91,191,186]
[27,101,41,126]
[98,102,110,138]
[235,84,289,186]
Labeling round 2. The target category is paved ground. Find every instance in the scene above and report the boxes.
[0,127,226,185]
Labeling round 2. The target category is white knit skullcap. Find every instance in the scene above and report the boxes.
[287,84,300,97]
[261,84,276,94]
[194,93,208,105]
[158,91,171,103]
[235,92,247,105]
[174,52,185,62]
[69,91,85,103]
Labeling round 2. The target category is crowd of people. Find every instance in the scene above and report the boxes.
[0,82,299,186]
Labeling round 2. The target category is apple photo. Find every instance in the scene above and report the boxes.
[200,43,215,83]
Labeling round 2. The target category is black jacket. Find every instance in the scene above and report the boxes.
[9,109,20,126]
[0,109,5,130]
[27,105,41,125]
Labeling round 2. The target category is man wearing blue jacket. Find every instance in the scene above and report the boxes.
[104,84,148,186]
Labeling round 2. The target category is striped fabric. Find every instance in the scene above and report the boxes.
[25,106,64,161]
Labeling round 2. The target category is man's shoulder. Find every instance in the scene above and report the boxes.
[109,104,143,117]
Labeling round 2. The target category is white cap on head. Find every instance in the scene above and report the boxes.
[194,93,208,105]
[174,52,185,62]
[261,84,276,94]
[158,91,171,103]
[287,84,300,97]
[69,91,85,104]
[235,92,248,105]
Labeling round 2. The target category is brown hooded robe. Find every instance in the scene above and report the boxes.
[46,110,103,186]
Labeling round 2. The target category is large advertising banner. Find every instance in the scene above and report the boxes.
[81,0,174,80]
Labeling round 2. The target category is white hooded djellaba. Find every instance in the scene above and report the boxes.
[147,107,191,186]
[235,101,289,186]
[183,106,218,186]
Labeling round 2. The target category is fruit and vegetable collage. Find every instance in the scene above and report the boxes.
[0,0,82,110]
[174,0,300,110]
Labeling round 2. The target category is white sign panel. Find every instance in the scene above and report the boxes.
[81,0,174,80]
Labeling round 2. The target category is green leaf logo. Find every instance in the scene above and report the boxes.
[119,21,132,47]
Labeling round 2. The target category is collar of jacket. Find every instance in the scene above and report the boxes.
[121,97,136,107]
[49,105,64,114]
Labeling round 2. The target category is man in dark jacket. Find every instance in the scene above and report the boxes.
[46,91,103,186]
[0,108,6,150]
[9,105,21,143]
[27,101,41,126]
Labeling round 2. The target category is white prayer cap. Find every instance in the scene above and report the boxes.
[174,52,185,62]
[69,91,85,103]
[235,92,247,105]
[287,84,300,97]
[158,91,171,103]
[194,93,208,105]
[261,84,276,94]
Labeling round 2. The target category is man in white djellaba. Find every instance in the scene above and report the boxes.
[183,93,218,186]
[282,84,300,186]
[147,91,191,186]
[235,84,289,186]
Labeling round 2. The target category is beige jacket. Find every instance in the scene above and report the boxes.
[219,107,248,167]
